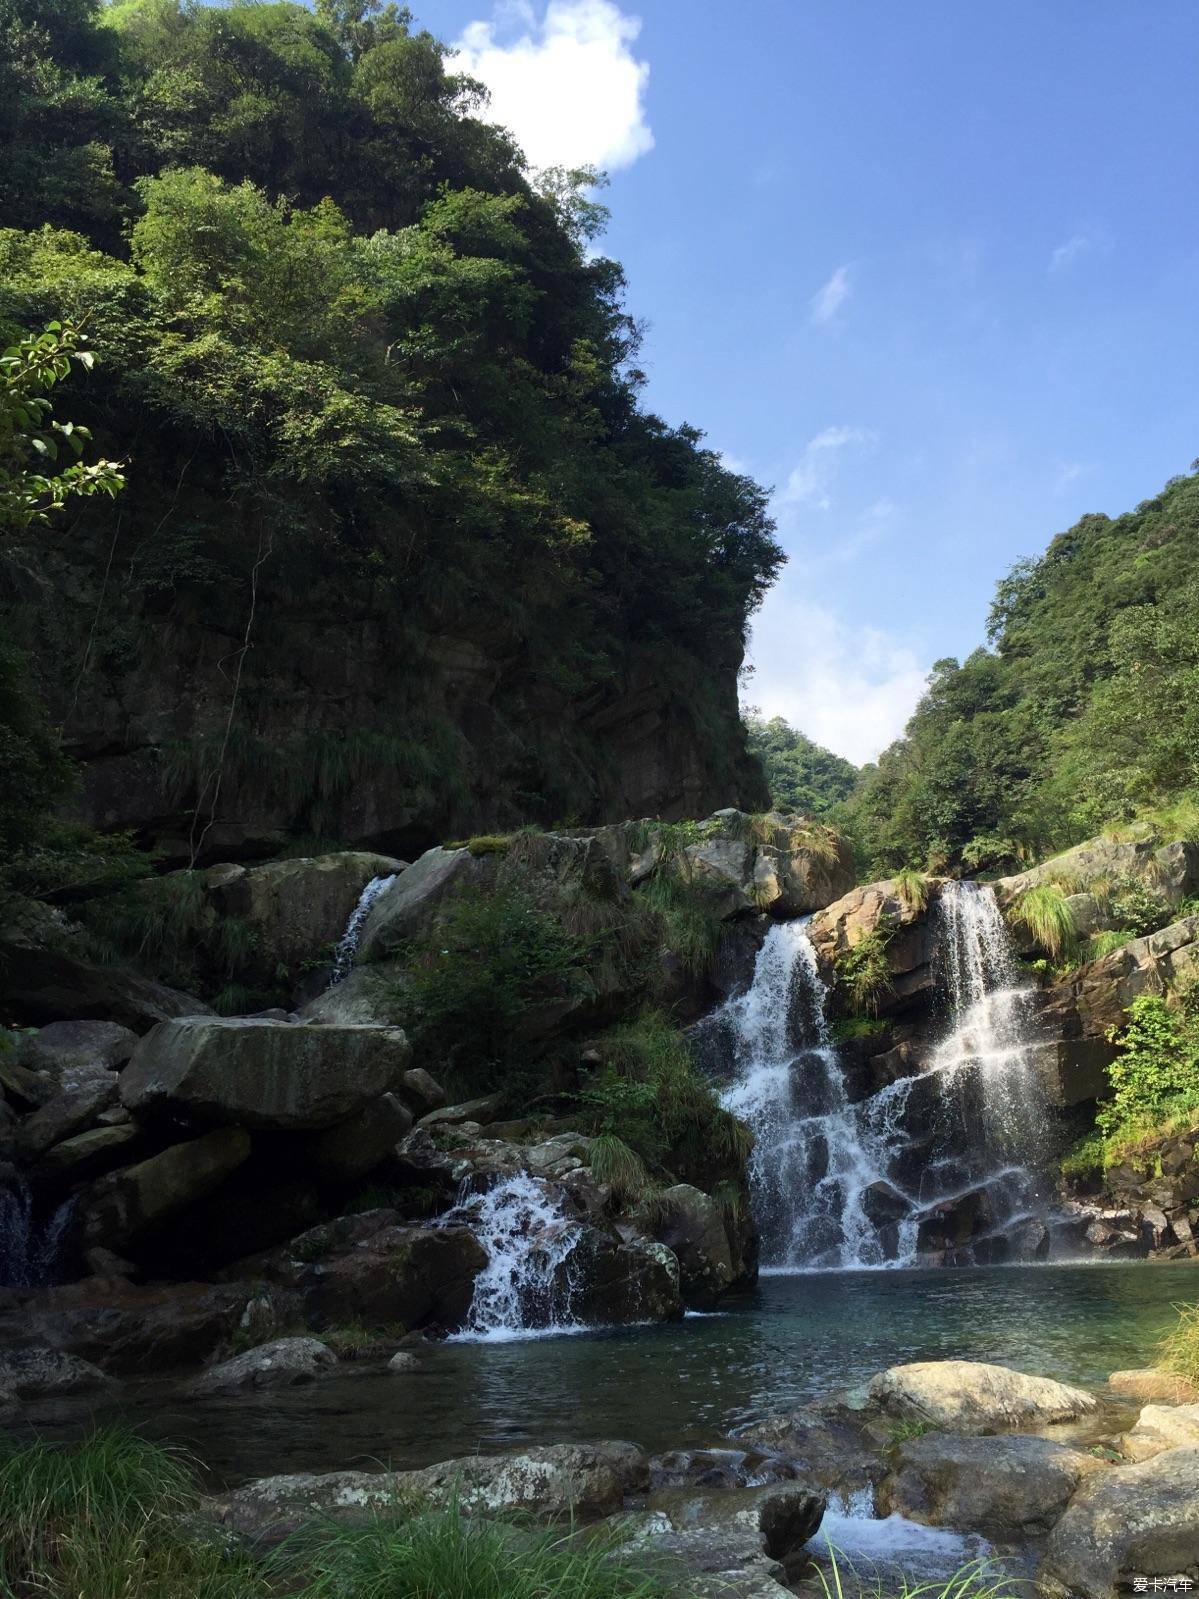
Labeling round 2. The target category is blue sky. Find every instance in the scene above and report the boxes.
[420,0,1199,762]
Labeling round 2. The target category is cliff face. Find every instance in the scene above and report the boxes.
[15,536,767,864]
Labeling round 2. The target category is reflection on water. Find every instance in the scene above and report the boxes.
[29,1262,1199,1487]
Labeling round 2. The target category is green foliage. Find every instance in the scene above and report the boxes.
[272,1501,678,1599]
[1098,994,1199,1140]
[892,866,930,914]
[587,1132,651,1204]
[1105,876,1172,938]
[0,1427,266,1598]
[1157,1302,1199,1389]
[0,4,784,850]
[1007,884,1077,960]
[580,1011,752,1182]
[396,881,594,1085]
[1084,928,1137,963]
[887,1419,934,1445]
[1,321,123,528]
[1059,1131,1107,1181]
[834,930,892,1016]
[743,714,858,815]
[321,1321,407,1358]
[840,468,1199,875]
[815,1551,1020,1599]
[830,1015,889,1044]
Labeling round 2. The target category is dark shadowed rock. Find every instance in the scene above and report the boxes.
[24,1021,138,1077]
[296,1093,413,1181]
[637,1183,734,1309]
[83,1127,252,1246]
[17,1075,119,1158]
[0,1346,113,1397]
[120,1017,410,1130]
[879,1433,1105,1537]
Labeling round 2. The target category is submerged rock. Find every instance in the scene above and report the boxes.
[1038,1446,1199,1599]
[867,1360,1099,1434]
[878,1432,1105,1537]
[189,1337,337,1396]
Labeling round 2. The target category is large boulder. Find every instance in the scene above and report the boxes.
[878,1433,1105,1538]
[235,1214,487,1332]
[188,1336,337,1396]
[204,853,407,983]
[120,1017,411,1130]
[22,1020,138,1078]
[808,880,940,1013]
[294,1093,413,1182]
[38,1123,142,1181]
[563,1230,683,1325]
[0,1278,301,1372]
[16,1074,119,1158]
[997,836,1199,916]
[357,847,484,961]
[0,924,212,1031]
[1118,1403,1199,1462]
[0,1346,113,1398]
[210,1441,648,1537]
[637,1184,735,1309]
[83,1127,252,1247]
[1038,1446,1199,1599]
[867,1360,1099,1434]
[734,1406,888,1501]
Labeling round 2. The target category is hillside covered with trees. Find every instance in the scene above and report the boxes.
[743,714,858,816]
[0,0,782,871]
[839,466,1199,875]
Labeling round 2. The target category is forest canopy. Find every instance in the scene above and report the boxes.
[837,466,1199,875]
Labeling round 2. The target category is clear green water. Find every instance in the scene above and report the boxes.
[67,1260,1199,1487]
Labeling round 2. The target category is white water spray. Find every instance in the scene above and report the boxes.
[0,1181,74,1288]
[717,922,918,1270]
[450,1174,588,1341]
[329,873,397,985]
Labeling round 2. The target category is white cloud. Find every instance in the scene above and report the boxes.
[810,264,852,324]
[778,426,875,513]
[745,587,927,765]
[1049,230,1111,273]
[1054,460,1091,492]
[454,1,653,172]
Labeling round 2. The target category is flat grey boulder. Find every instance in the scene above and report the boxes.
[24,1020,138,1077]
[1039,1446,1199,1599]
[120,1018,410,1130]
[189,1337,336,1396]
[0,1346,113,1398]
[210,1442,647,1537]
[879,1432,1105,1537]
[1118,1403,1199,1462]
[868,1360,1098,1434]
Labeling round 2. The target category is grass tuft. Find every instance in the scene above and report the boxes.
[1156,1302,1199,1389]
[588,1133,651,1204]
[1007,883,1077,960]
[891,867,931,914]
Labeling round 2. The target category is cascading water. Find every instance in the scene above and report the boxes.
[712,882,1055,1271]
[328,873,397,985]
[449,1174,587,1341]
[0,1180,74,1288]
[716,921,919,1270]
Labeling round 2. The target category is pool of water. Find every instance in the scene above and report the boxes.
[40,1260,1199,1486]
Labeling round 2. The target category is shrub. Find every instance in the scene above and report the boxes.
[834,930,892,1016]
[1099,994,1199,1139]
[397,882,594,1086]
[1008,884,1077,959]
[1106,876,1172,937]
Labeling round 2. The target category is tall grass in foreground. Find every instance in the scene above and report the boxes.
[1156,1302,1199,1388]
[816,1549,1026,1599]
[273,1506,678,1599]
[0,1428,266,1599]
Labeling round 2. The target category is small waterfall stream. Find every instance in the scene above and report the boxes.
[714,882,1053,1270]
[329,873,397,985]
[0,1181,75,1288]
[449,1174,588,1341]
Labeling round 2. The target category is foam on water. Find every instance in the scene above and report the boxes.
[328,873,397,985]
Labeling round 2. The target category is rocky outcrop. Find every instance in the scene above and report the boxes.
[120,1017,411,1130]
[1118,1403,1199,1462]
[1041,914,1199,1044]
[879,1433,1105,1537]
[996,836,1199,916]
[210,1441,650,1536]
[1038,1446,1199,1599]
[188,1336,337,1396]
[636,1184,736,1309]
[808,879,941,1014]
[867,1360,1098,1434]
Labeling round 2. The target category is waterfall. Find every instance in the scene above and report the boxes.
[449,1174,588,1341]
[717,922,919,1271]
[713,884,1054,1271]
[329,874,397,985]
[0,1181,75,1288]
